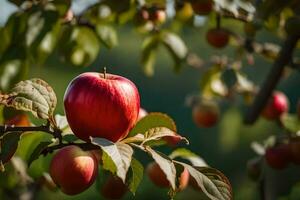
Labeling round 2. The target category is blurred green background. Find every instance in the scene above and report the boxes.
[1,0,300,199]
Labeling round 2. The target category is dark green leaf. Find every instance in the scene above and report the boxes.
[129,112,177,137]
[129,158,144,195]
[141,35,159,76]
[0,132,22,164]
[62,134,78,143]
[96,24,118,49]
[27,141,51,167]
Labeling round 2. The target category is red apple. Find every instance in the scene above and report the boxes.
[265,144,291,170]
[5,114,30,127]
[134,8,149,26]
[191,0,213,15]
[138,107,148,121]
[147,162,189,190]
[262,91,289,120]
[206,28,230,48]
[101,174,128,199]
[64,72,140,142]
[192,100,219,128]
[49,145,98,195]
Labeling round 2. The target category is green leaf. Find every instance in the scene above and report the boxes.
[27,141,51,167]
[61,27,100,67]
[141,35,159,76]
[96,24,118,49]
[221,69,237,89]
[129,112,177,137]
[62,134,78,143]
[176,161,232,200]
[281,114,300,134]
[169,148,207,167]
[146,147,176,190]
[200,66,227,98]
[129,158,144,195]
[0,59,28,92]
[51,0,71,16]
[141,127,188,146]
[0,132,22,164]
[161,31,187,72]
[0,79,57,120]
[91,138,133,182]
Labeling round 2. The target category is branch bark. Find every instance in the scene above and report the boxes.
[244,35,299,124]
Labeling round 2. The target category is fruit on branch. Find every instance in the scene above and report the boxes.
[175,1,194,21]
[265,144,291,170]
[49,145,98,195]
[4,114,30,127]
[64,72,140,142]
[101,174,128,199]
[149,8,167,25]
[285,16,300,36]
[261,91,289,120]
[190,0,213,15]
[247,157,262,181]
[134,7,150,26]
[147,162,189,190]
[289,138,300,165]
[206,28,230,48]
[192,100,219,128]
[138,107,148,120]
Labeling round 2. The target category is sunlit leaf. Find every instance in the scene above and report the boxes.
[169,148,207,167]
[96,24,118,49]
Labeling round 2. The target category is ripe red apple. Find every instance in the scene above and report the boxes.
[289,138,300,165]
[101,174,128,199]
[147,162,189,190]
[206,28,230,48]
[138,107,148,121]
[262,91,289,120]
[5,114,30,127]
[265,144,291,170]
[192,100,219,128]
[191,0,213,15]
[49,145,98,195]
[64,72,140,142]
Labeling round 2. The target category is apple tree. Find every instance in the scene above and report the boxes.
[0,0,299,199]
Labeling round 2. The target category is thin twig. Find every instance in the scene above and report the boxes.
[244,35,299,124]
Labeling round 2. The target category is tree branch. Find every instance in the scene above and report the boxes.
[244,35,299,124]
[41,142,100,155]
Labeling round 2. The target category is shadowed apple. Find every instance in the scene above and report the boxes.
[101,174,128,199]
[49,145,98,195]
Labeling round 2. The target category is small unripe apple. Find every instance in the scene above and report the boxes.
[147,162,189,190]
[289,138,300,165]
[192,100,219,128]
[49,145,98,195]
[265,144,291,170]
[5,114,30,127]
[149,9,166,25]
[206,28,230,48]
[101,174,127,199]
[64,72,140,142]
[262,91,289,120]
[247,157,262,181]
[138,107,148,121]
[191,0,213,15]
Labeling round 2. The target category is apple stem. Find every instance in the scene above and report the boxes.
[103,67,107,79]
[216,14,221,29]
